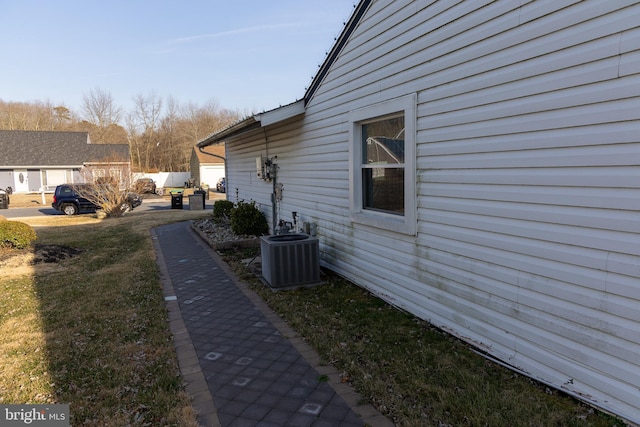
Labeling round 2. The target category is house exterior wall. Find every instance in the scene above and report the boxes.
[0,168,70,192]
[0,171,12,189]
[225,130,278,218]
[223,1,640,421]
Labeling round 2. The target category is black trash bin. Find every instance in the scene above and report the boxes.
[170,191,183,209]
[0,193,7,210]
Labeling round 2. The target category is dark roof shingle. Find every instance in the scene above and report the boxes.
[0,130,129,167]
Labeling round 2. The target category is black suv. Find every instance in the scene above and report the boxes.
[52,184,142,215]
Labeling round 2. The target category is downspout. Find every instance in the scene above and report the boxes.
[197,146,226,162]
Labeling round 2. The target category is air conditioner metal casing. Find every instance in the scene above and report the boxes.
[260,234,320,289]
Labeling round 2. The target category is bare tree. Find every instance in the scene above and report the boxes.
[125,114,142,172]
[81,88,123,143]
[156,96,180,171]
[131,92,163,171]
[73,155,139,217]
[0,100,78,131]
[0,101,30,130]
[182,99,239,142]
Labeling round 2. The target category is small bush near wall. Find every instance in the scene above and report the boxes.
[213,200,235,222]
[0,220,37,249]
[230,201,269,236]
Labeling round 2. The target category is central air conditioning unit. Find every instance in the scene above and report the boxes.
[260,234,320,289]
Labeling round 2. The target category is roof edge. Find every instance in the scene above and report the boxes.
[253,99,305,127]
[197,116,260,147]
[197,100,305,147]
[303,0,372,105]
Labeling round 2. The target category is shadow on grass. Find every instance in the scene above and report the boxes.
[1,211,207,426]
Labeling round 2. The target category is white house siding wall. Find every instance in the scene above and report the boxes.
[224,130,278,223]
[224,1,640,421]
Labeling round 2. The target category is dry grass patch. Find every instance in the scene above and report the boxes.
[0,210,208,426]
[0,276,53,403]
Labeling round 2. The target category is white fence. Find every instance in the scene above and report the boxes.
[132,172,191,189]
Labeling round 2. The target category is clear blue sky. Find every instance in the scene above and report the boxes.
[0,1,357,116]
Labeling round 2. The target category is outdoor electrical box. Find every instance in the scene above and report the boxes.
[256,156,264,179]
[256,156,274,181]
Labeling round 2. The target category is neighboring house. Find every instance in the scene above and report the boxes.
[189,144,225,189]
[198,1,640,423]
[0,130,130,192]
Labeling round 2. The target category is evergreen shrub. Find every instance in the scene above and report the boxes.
[230,200,269,236]
[212,200,235,221]
[0,220,37,249]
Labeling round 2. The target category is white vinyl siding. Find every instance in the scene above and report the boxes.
[220,0,640,422]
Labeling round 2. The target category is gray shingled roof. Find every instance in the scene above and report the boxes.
[0,130,130,167]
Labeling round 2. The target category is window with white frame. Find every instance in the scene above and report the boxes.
[349,94,416,235]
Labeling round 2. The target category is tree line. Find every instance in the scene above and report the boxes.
[0,88,243,172]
